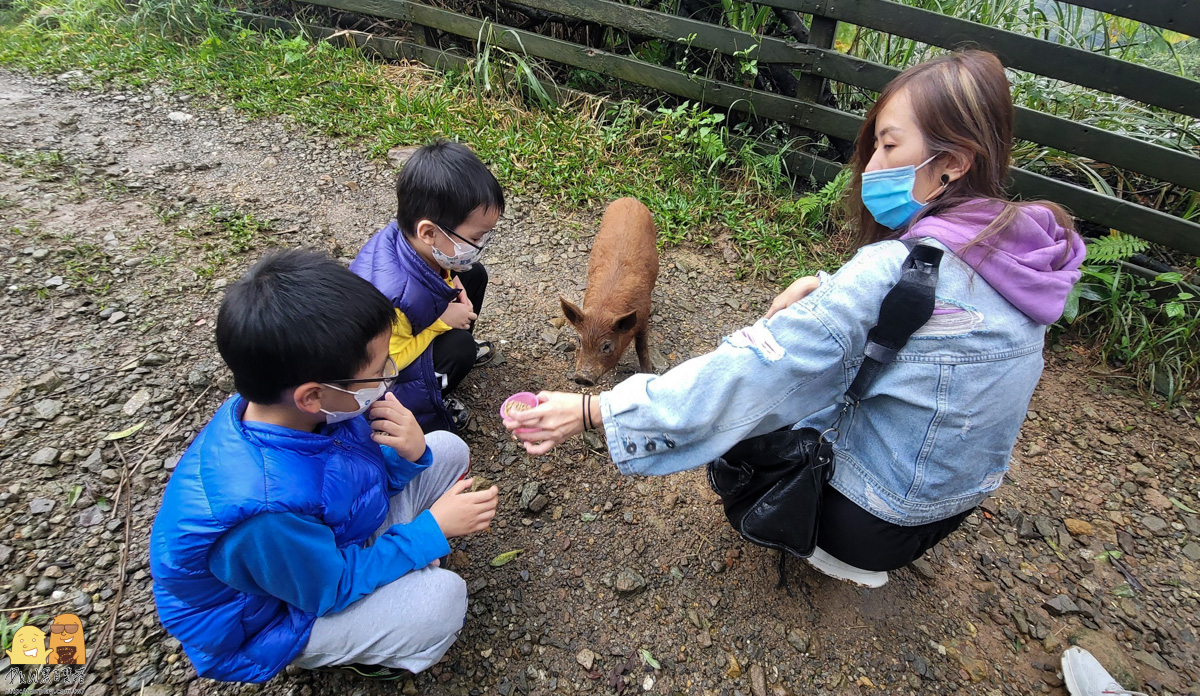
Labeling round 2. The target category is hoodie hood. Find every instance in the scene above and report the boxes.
[902,200,1085,324]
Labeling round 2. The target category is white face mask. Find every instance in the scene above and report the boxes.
[430,225,489,272]
[320,381,387,424]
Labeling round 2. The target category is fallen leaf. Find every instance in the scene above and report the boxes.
[103,421,145,440]
[490,549,525,567]
[1170,497,1198,514]
[639,648,660,670]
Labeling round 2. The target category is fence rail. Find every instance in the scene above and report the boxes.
[290,0,1200,255]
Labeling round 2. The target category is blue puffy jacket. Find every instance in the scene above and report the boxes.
[350,221,459,432]
[149,396,392,682]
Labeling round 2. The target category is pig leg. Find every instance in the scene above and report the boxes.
[635,328,654,373]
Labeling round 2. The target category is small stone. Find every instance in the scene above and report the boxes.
[786,629,810,653]
[0,544,11,565]
[1064,518,1095,536]
[30,447,60,466]
[44,275,64,288]
[43,565,63,578]
[1181,541,1200,562]
[1141,515,1170,536]
[1098,433,1120,447]
[1143,488,1172,511]
[33,399,64,420]
[259,155,278,169]
[749,664,767,696]
[100,469,121,484]
[187,370,210,387]
[1043,595,1081,616]
[539,329,559,345]
[614,568,646,594]
[11,574,28,592]
[519,482,540,511]
[909,558,936,580]
[1034,516,1056,539]
[387,146,419,168]
[108,310,127,324]
[576,648,596,670]
[167,111,193,122]
[726,653,742,679]
[29,498,56,514]
[528,494,549,514]
[96,553,115,569]
[123,389,151,415]
[32,371,65,392]
[141,352,170,367]
[35,577,56,595]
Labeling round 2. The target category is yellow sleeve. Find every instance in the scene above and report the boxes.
[390,309,452,370]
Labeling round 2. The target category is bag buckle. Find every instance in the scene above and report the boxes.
[819,402,852,444]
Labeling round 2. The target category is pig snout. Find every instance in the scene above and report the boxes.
[572,373,597,387]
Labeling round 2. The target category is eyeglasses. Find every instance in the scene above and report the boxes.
[50,624,79,634]
[321,356,399,389]
[435,222,494,251]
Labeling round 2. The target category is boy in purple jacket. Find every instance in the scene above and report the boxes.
[351,141,503,433]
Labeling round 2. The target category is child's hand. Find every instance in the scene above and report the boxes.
[368,393,426,462]
[452,276,470,306]
[430,479,499,538]
[440,301,478,331]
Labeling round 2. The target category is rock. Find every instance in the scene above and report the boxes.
[749,664,767,696]
[387,146,419,168]
[141,352,170,366]
[539,329,559,345]
[30,447,59,466]
[1181,542,1200,563]
[1130,650,1166,672]
[100,469,121,484]
[576,648,596,670]
[11,573,28,592]
[528,494,549,514]
[614,568,646,594]
[108,310,127,324]
[33,399,64,420]
[32,371,65,392]
[139,686,173,696]
[1141,515,1170,537]
[1034,515,1056,539]
[909,558,936,580]
[1068,629,1140,691]
[35,577,56,595]
[1098,433,1120,446]
[786,629,810,653]
[43,565,62,578]
[29,498,55,514]
[1044,595,1081,616]
[167,111,193,122]
[44,275,64,288]
[519,482,540,510]
[187,369,210,387]
[1018,515,1039,539]
[1064,518,1095,536]
[0,544,11,565]
[122,389,151,415]
[259,155,278,169]
[1143,488,1172,511]
[726,653,742,679]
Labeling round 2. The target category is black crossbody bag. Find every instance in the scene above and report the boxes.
[707,242,943,571]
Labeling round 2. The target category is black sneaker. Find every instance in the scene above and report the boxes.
[444,396,470,429]
[473,340,496,367]
[330,663,410,681]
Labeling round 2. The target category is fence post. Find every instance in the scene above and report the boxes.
[796,15,837,103]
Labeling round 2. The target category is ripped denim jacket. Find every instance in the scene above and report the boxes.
[598,239,1045,526]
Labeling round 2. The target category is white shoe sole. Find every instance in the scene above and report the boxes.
[805,547,889,588]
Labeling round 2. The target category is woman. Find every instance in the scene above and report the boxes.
[504,51,1084,587]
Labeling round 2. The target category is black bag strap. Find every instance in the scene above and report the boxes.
[844,240,943,406]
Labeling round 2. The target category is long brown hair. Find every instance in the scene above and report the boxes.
[849,50,1073,248]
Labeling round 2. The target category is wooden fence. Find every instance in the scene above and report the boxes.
[261,0,1200,255]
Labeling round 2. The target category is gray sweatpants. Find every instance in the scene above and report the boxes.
[292,430,471,673]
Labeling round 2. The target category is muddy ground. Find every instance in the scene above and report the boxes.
[1,67,1198,696]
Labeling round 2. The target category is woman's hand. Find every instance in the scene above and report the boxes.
[764,275,821,320]
[502,391,591,455]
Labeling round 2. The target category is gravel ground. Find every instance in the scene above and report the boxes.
[1,67,1198,696]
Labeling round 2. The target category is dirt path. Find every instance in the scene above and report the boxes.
[2,68,1198,696]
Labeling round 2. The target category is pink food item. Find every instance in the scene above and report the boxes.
[501,393,539,434]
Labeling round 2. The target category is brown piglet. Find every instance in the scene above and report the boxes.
[560,198,659,386]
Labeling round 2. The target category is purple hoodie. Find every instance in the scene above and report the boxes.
[901,200,1086,325]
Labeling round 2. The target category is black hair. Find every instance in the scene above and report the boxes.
[396,140,505,236]
[216,249,395,404]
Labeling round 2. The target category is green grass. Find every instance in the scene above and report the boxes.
[0,0,841,281]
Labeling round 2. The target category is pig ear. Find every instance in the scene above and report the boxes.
[612,310,638,334]
[560,297,585,327]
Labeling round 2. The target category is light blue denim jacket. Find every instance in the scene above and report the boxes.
[599,239,1045,526]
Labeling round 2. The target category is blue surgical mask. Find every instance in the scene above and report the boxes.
[861,155,941,230]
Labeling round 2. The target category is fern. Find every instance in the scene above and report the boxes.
[1086,232,1149,263]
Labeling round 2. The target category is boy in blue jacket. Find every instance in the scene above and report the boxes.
[149,250,499,683]
[351,140,503,433]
